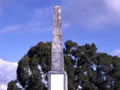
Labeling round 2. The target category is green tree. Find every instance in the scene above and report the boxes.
[7,80,20,90]
[7,40,120,90]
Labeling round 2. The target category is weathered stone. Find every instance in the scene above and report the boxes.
[52,6,64,71]
[48,6,68,90]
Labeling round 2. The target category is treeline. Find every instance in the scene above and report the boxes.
[8,40,120,90]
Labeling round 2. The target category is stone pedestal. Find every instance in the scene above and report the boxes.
[48,71,68,90]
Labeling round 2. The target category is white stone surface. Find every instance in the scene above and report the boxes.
[52,6,64,71]
[51,74,64,90]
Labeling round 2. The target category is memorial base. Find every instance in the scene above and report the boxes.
[48,71,68,90]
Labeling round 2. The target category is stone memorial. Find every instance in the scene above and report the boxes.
[48,6,68,90]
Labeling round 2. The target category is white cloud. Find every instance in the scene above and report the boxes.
[61,0,120,30]
[0,25,23,33]
[0,6,53,34]
[0,22,52,34]
[63,22,71,29]
[105,0,120,13]
[2,0,120,33]
[0,84,7,90]
[111,49,120,57]
[0,58,17,90]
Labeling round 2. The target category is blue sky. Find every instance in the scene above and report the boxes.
[1,0,120,89]
[0,0,120,62]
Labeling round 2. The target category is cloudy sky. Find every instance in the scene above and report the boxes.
[0,0,120,89]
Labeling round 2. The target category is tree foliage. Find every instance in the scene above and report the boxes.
[7,40,120,90]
